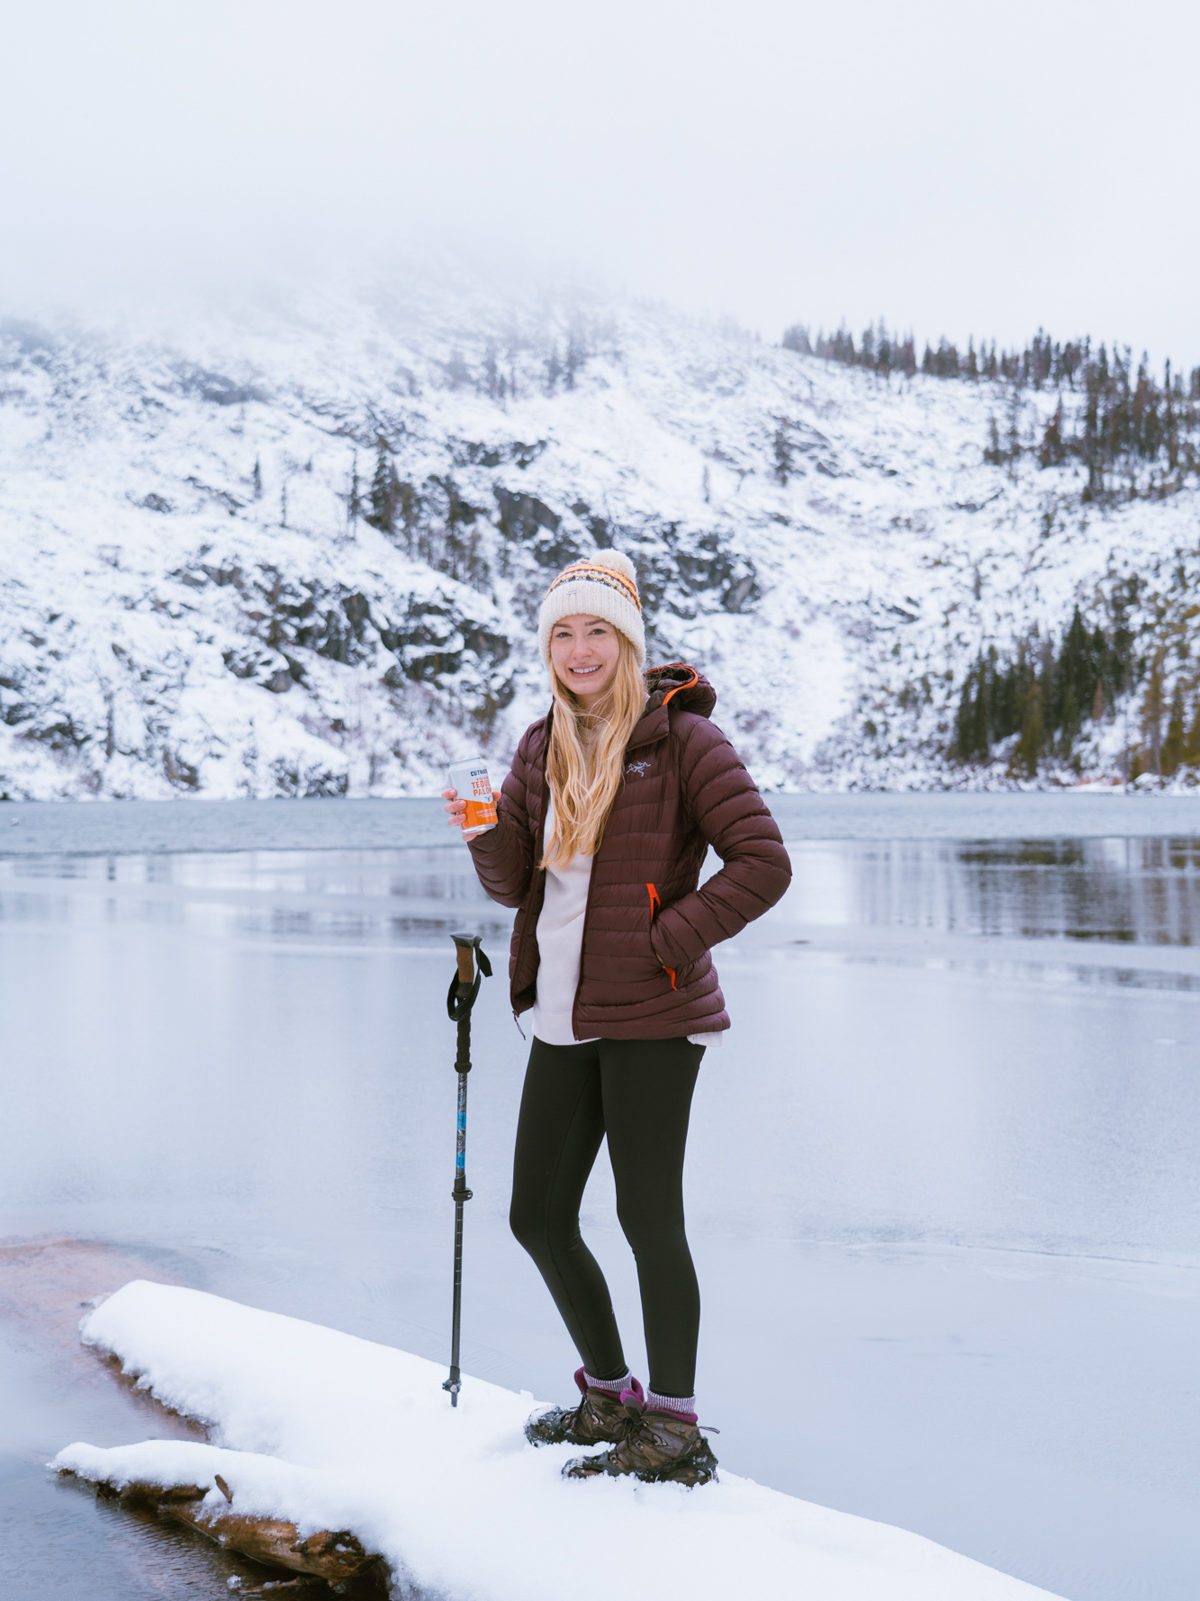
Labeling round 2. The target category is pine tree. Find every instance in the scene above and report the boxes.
[348,453,360,531]
[1141,652,1166,774]
[984,415,1004,464]
[1091,676,1106,723]
[1162,684,1186,774]
[367,437,401,536]
[951,653,994,762]
[1039,400,1067,467]
[483,342,501,400]
[252,458,262,499]
[1053,607,1091,752]
[1017,675,1044,777]
[773,425,793,485]
[565,330,585,389]
[1005,387,1023,476]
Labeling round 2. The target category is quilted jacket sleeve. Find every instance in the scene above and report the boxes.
[465,724,539,909]
[649,715,791,970]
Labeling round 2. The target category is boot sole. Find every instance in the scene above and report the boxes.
[562,1444,718,1486]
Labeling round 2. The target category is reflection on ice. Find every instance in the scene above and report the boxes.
[3,833,1200,960]
[797,835,1200,947]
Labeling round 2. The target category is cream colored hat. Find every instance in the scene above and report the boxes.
[538,549,646,667]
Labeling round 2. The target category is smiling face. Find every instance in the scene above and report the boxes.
[548,614,622,708]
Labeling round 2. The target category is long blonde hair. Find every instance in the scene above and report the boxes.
[542,632,647,868]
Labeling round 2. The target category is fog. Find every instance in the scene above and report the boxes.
[3,0,1199,360]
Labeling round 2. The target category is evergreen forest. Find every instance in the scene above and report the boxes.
[950,587,1200,782]
[783,323,1200,504]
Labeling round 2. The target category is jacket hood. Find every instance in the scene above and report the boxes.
[627,663,715,750]
[643,663,716,718]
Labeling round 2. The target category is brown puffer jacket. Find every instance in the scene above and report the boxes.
[467,665,792,1040]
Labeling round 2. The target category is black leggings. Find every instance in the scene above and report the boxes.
[509,1035,703,1398]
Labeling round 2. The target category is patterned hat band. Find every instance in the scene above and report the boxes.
[546,562,642,612]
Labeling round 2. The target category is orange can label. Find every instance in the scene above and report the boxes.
[448,755,497,837]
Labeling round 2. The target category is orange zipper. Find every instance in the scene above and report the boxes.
[646,882,677,991]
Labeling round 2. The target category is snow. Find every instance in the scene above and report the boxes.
[55,1280,1066,1601]
[3,269,1196,801]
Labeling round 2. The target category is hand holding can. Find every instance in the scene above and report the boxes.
[446,755,498,839]
[442,787,467,830]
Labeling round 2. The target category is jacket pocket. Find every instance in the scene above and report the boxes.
[646,882,678,991]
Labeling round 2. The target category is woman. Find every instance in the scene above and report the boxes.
[443,549,791,1485]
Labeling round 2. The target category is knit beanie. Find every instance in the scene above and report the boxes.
[538,549,646,668]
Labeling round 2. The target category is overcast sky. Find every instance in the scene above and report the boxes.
[3,0,1197,364]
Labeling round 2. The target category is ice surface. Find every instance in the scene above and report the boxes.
[57,1280,1066,1601]
[5,809,1199,1599]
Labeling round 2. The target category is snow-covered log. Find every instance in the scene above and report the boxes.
[56,1280,1067,1601]
[65,1457,375,1581]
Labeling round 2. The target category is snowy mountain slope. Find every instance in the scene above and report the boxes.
[1,276,1196,798]
[56,1280,1068,1601]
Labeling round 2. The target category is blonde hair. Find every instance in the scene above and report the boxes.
[542,632,647,868]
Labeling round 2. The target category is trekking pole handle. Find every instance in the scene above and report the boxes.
[454,939,475,985]
[447,932,492,1028]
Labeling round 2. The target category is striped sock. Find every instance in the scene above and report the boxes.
[645,1388,697,1418]
[584,1368,633,1396]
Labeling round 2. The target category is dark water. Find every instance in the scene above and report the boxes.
[1,796,1198,1601]
[2,790,1200,858]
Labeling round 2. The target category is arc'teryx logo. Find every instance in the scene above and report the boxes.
[625,759,652,777]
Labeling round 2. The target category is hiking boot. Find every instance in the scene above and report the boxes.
[562,1389,718,1485]
[524,1370,643,1448]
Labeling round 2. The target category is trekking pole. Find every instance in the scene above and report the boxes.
[442,930,491,1407]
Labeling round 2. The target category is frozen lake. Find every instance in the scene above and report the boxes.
[1,793,1198,1601]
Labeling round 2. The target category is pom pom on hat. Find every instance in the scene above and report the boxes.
[538,549,646,667]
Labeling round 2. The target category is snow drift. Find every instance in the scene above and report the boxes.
[56,1280,1066,1600]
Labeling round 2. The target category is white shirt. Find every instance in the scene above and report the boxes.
[532,795,722,1049]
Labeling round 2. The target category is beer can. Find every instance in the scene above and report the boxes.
[448,753,498,838]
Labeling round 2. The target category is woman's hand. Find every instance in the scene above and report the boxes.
[442,787,468,832]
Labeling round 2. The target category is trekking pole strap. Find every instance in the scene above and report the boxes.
[446,933,492,1027]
